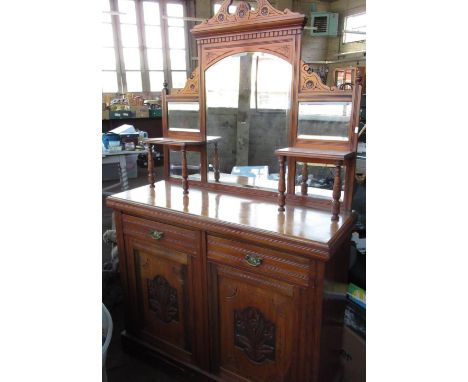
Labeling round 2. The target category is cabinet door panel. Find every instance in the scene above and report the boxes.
[126,237,193,361]
[212,264,302,382]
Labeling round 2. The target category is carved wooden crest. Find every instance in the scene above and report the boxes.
[299,60,337,92]
[191,0,305,38]
[176,68,199,95]
[234,306,276,363]
[147,275,179,323]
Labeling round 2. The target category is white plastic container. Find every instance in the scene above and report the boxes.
[102,303,113,382]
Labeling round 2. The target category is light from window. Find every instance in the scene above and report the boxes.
[102,0,189,93]
[143,1,160,25]
[102,71,118,93]
[172,71,188,88]
[145,25,163,48]
[123,47,141,70]
[120,24,139,47]
[206,55,240,108]
[250,53,291,110]
[126,71,142,92]
[118,0,137,24]
[170,50,186,71]
[147,48,164,70]
[213,2,255,15]
[149,71,165,91]
[343,13,366,43]
[102,47,117,70]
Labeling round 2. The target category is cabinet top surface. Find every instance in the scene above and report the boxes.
[275,147,355,161]
[108,181,355,246]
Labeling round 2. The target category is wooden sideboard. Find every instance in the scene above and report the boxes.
[107,181,356,382]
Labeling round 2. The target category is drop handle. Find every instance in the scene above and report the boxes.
[149,230,164,240]
[244,254,263,267]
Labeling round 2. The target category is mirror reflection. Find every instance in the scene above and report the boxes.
[295,162,345,200]
[169,150,201,180]
[205,52,291,190]
[297,102,351,141]
[168,102,199,131]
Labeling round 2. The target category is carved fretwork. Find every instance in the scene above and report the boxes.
[147,275,179,323]
[176,68,199,95]
[192,0,305,39]
[234,307,276,363]
[299,60,340,93]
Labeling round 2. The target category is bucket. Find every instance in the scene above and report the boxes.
[102,303,113,382]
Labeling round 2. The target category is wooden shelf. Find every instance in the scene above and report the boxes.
[275,147,355,161]
[145,135,221,147]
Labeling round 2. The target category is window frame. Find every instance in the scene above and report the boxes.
[102,0,191,95]
[342,12,366,44]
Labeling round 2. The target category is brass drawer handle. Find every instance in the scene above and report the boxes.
[149,230,164,240]
[245,254,262,267]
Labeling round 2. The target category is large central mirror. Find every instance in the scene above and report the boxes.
[205,52,291,190]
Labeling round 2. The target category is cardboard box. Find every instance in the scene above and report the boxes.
[341,326,365,382]
[131,106,149,119]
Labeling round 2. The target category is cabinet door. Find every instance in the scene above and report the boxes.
[124,236,195,363]
[209,263,304,382]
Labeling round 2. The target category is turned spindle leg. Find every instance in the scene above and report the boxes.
[331,161,342,221]
[278,156,286,212]
[147,144,155,188]
[181,145,188,194]
[213,142,220,182]
[301,162,308,196]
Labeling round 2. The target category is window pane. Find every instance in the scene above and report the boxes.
[102,0,111,22]
[344,13,366,43]
[120,24,139,47]
[145,25,162,48]
[118,0,136,24]
[172,71,187,88]
[123,47,141,70]
[167,3,183,17]
[168,27,185,49]
[102,47,116,70]
[102,23,114,47]
[147,48,164,70]
[170,49,186,70]
[143,1,160,25]
[167,17,184,27]
[102,71,118,92]
[214,4,237,14]
[149,71,165,91]
[102,0,110,11]
[126,71,142,92]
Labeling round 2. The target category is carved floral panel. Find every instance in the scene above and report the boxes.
[147,275,179,323]
[234,306,276,363]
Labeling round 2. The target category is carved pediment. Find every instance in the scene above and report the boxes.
[176,68,199,95]
[191,0,305,38]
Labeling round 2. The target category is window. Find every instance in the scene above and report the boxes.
[212,1,256,15]
[343,12,366,44]
[102,0,189,93]
[334,68,354,88]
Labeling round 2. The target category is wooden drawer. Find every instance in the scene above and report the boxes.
[207,235,311,286]
[122,214,199,256]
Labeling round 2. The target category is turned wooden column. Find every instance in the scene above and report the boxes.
[278,156,286,212]
[331,161,342,221]
[147,144,155,188]
[181,144,189,194]
[301,162,308,195]
[213,141,220,182]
